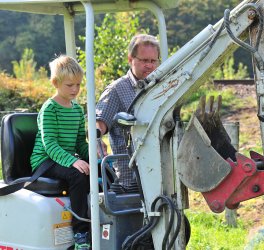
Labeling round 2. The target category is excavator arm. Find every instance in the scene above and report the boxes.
[119,0,264,249]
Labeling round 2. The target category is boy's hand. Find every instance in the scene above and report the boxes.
[72,159,90,175]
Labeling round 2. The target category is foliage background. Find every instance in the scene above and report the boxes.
[0,0,251,112]
[0,0,250,76]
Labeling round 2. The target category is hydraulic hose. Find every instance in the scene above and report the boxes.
[224,4,264,70]
[150,195,181,250]
[122,215,159,250]
[124,194,182,250]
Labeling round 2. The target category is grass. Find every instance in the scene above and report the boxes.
[180,85,238,121]
[186,192,264,249]
[186,210,247,250]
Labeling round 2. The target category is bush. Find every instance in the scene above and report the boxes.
[0,72,51,112]
[0,49,52,112]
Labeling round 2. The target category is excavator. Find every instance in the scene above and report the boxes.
[0,0,264,249]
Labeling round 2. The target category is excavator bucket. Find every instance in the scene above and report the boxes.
[177,96,236,192]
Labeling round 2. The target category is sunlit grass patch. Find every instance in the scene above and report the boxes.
[186,210,247,250]
[180,85,238,121]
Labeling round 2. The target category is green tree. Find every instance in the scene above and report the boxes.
[164,0,241,48]
[213,55,249,80]
[0,1,251,76]
[163,0,252,75]
[8,48,51,112]
[78,12,146,102]
[12,48,37,80]
[0,11,67,73]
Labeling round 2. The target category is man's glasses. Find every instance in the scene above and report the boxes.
[134,56,160,65]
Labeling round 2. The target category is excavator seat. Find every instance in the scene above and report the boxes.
[0,113,68,196]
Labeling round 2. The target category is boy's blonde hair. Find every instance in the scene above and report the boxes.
[49,55,84,83]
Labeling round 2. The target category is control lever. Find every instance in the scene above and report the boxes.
[96,128,105,159]
[113,112,136,126]
[96,128,116,188]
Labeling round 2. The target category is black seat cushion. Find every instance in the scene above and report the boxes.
[1,113,68,196]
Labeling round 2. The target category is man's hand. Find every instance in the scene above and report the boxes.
[72,159,90,175]
[97,139,108,159]
[96,120,107,135]
[96,120,108,158]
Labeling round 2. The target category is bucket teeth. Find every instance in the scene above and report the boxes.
[195,95,222,122]
[194,95,237,161]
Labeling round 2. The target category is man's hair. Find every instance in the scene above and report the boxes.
[128,34,160,58]
[49,55,84,83]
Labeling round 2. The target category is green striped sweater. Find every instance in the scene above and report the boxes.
[30,98,89,171]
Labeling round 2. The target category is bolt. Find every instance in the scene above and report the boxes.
[137,80,145,89]
[242,163,252,173]
[165,121,173,129]
[248,9,257,20]
[210,200,223,212]
[98,196,104,204]
[252,185,260,193]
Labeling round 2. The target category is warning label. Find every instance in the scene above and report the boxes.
[0,246,14,250]
[61,211,72,221]
[0,246,22,250]
[53,222,74,245]
[102,224,110,240]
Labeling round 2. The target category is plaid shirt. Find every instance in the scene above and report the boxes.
[96,69,140,187]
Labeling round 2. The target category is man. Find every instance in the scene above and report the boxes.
[96,34,161,187]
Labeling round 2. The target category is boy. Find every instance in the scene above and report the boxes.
[30,55,91,250]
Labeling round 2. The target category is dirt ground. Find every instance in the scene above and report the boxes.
[220,83,261,151]
[189,83,264,242]
[223,84,264,241]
